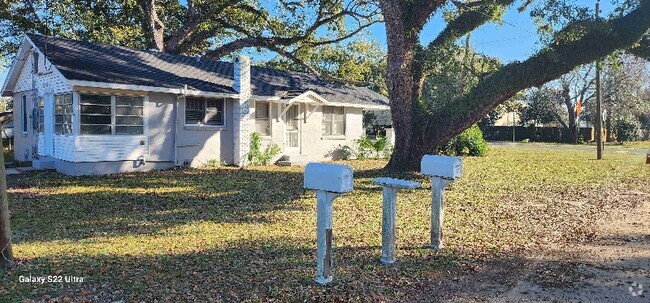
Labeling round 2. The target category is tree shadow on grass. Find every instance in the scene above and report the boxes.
[7,168,307,242]
[9,236,639,303]
[0,238,520,303]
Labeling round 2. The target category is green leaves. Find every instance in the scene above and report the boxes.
[248,132,281,166]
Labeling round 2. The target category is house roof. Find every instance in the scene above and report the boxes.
[24,34,389,108]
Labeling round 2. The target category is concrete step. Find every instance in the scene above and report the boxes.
[277,160,295,166]
[277,154,310,166]
[32,158,55,170]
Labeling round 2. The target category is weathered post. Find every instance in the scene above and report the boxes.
[420,155,462,250]
[372,177,420,264]
[304,163,353,285]
[0,136,13,269]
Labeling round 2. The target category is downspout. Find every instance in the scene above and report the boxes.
[174,84,187,166]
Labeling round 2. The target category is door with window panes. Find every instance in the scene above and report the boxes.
[284,104,300,150]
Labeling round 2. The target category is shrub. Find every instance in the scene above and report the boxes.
[206,159,219,167]
[441,124,488,157]
[355,136,391,159]
[337,145,356,160]
[614,117,641,142]
[248,132,281,165]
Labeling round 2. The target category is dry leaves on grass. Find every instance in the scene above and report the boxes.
[1,147,648,301]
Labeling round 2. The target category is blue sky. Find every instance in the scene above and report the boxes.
[0,0,613,86]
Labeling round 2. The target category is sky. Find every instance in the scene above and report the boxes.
[0,0,615,87]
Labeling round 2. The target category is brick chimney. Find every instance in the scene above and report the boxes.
[233,55,251,166]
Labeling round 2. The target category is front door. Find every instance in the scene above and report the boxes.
[284,104,300,151]
[43,94,54,156]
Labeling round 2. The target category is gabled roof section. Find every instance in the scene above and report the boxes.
[2,37,32,96]
[25,34,389,108]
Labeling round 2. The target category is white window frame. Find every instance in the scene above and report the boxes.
[21,95,27,134]
[254,101,271,136]
[37,97,44,134]
[322,106,345,136]
[184,97,226,127]
[78,93,145,136]
[55,93,74,135]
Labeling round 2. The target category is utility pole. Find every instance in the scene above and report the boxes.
[0,133,13,270]
[595,0,603,160]
[512,112,516,143]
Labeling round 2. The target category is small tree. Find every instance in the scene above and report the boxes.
[247,133,281,166]
[613,117,641,142]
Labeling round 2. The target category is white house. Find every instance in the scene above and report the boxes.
[2,34,389,175]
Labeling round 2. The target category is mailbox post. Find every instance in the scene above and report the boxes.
[420,155,462,249]
[372,177,421,264]
[304,163,353,285]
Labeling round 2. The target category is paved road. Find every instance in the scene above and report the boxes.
[489,141,649,156]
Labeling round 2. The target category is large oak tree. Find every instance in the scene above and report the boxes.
[379,0,650,170]
[0,0,381,66]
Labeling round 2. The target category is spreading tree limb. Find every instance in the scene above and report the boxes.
[428,0,650,147]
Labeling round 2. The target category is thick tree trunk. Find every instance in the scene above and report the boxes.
[566,107,579,144]
[382,0,648,171]
[381,1,421,171]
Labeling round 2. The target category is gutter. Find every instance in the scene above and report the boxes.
[174,84,188,166]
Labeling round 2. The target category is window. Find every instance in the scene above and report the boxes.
[37,97,44,134]
[322,106,345,136]
[79,94,144,135]
[33,51,39,74]
[185,97,225,126]
[255,101,271,136]
[21,95,27,134]
[55,94,73,135]
[285,105,300,131]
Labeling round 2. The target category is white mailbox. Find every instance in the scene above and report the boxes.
[304,163,353,193]
[303,162,354,285]
[421,155,462,179]
[420,154,463,250]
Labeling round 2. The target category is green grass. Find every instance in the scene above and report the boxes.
[1,147,649,302]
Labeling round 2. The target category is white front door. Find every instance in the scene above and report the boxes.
[284,104,300,151]
[43,94,54,156]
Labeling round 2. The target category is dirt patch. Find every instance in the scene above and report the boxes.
[444,192,650,302]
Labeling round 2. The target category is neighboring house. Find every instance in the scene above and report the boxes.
[1,34,389,175]
[493,112,522,127]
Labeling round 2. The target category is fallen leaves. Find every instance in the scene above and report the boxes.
[1,147,648,301]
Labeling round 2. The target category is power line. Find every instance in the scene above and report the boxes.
[475,34,537,45]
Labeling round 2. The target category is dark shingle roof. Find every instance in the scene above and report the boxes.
[27,34,388,107]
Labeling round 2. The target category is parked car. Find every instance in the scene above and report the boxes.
[2,123,14,139]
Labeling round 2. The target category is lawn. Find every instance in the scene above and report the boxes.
[1,147,649,302]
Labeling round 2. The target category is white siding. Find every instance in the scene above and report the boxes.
[14,47,70,94]
[37,135,44,156]
[52,135,149,162]
[74,136,149,162]
[15,52,34,93]
[54,135,75,161]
